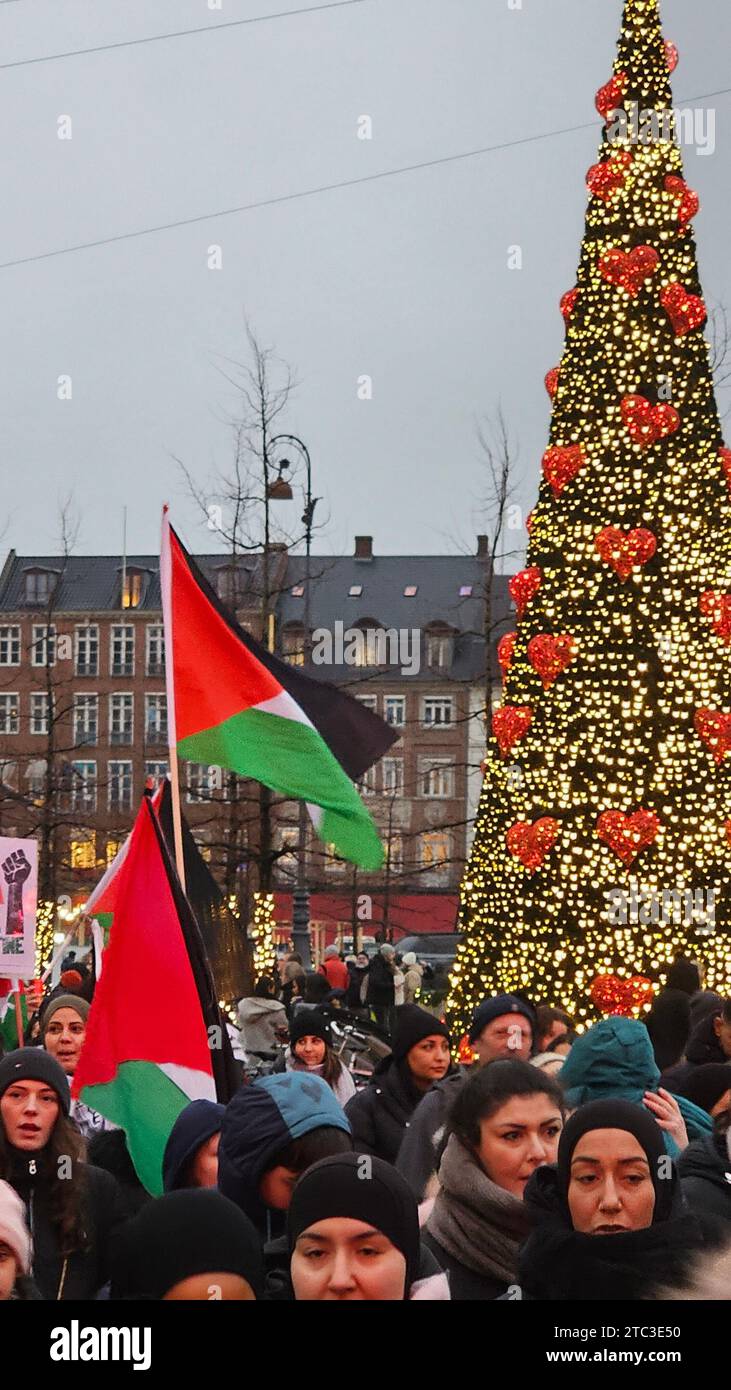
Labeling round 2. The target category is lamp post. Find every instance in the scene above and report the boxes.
[268,434,317,967]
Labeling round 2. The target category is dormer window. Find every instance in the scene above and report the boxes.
[216,563,250,607]
[122,569,143,610]
[24,568,57,606]
[425,625,454,669]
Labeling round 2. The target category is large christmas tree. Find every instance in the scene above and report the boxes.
[448,0,731,1032]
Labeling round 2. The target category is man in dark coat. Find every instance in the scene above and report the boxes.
[366,944,396,1030]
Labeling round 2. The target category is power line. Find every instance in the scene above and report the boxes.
[0,0,368,70]
[2,86,729,271]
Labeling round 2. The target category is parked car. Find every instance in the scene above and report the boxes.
[395,933,462,985]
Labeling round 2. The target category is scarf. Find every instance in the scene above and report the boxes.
[426,1134,532,1286]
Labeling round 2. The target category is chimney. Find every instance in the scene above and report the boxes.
[354,535,373,561]
[476,535,489,558]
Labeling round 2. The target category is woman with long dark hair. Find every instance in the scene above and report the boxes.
[282,1011,356,1107]
[0,1050,127,1299]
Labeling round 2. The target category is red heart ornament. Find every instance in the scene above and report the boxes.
[719,447,731,493]
[599,245,659,298]
[595,72,627,121]
[586,151,632,201]
[498,632,517,674]
[661,282,707,336]
[664,175,699,227]
[620,395,680,449]
[665,40,679,73]
[544,366,560,399]
[527,633,577,688]
[596,809,661,866]
[699,591,731,644]
[560,288,580,322]
[525,510,534,535]
[595,526,657,581]
[543,444,586,496]
[509,566,543,616]
[694,709,731,764]
[590,973,654,1017]
[726,820,731,850]
[493,705,533,757]
[506,817,559,873]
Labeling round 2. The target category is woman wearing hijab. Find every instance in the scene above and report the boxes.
[111,1189,264,1300]
[424,1059,565,1299]
[519,1098,724,1300]
[287,1152,449,1300]
[162,1100,225,1192]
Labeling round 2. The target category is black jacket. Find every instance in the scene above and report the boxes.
[395,1070,466,1200]
[661,1014,728,1091]
[679,1133,731,1224]
[8,1150,128,1300]
[365,954,394,1008]
[645,988,691,1072]
[345,964,369,1010]
[345,1059,426,1164]
[422,1230,509,1301]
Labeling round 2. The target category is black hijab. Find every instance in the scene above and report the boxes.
[556,1098,675,1223]
[287,1152,420,1296]
[110,1189,264,1300]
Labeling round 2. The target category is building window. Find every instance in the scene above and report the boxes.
[274,827,299,877]
[73,695,98,747]
[31,624,55,667]
[358,764,377,797]
[381,758,403,796]
[26,759,46,801]
[70,834,97,871]
[216,565,248,607]
[110,625,134,677]
[70,761,97,812]
[384,695,405,727]
[0,694,19,735]
[108,761,133,811]
[24,569,57,605]
[105,838,123,866]
[422,696,454,728]
[459,584,473,597]
[110,694,134,745]
[420,831,450,875]
[386,834,403,873]
[291,585,304,598]
[425,632,453,669]
[281,626,305,666]
[357,694,378,713]
[30,693,50,735]
[146,624,165,677]
[419,758,455,799]
[145,694,167,744]
[187,763,217,802]
[122,570,143,609]
[75,624,99,677]
[145,760,169,786]
[348,585,363,597]
[324,843,347,874]
[403,585,418,597]
[0,626,20,667]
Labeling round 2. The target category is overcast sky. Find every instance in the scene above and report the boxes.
[2,0,730,566]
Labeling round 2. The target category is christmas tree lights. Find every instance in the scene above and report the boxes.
[448,0,731,1033]
[251,891,278,980]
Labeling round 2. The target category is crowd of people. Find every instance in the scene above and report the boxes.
[0,946,729,1301]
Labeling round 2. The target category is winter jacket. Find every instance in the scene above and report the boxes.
[7,1149,128,1300]
[660,1014,729,1092]
[319,957,350,992]
[559,1017,712,1154]
[345,964,369,1010]
[403,964,424,1006]
[238,996,288,1054]
[679,1132,731,1224]
[217,1072,351,1240]
[366,953,395,1008]
[396,1070,467,1200]
[644,987,691,1072]
[344,1057,429,1165]
[281,1053,357,1109]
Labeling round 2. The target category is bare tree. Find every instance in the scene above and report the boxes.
[708,303,731,420]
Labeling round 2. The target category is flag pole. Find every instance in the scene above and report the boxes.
[160,505,186,893]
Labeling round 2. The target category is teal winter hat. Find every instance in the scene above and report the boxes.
[559,1017,712,1155]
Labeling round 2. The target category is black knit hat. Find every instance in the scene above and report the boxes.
[0,1048,70,1114]
[390,1005,450,1065]
[674,1064,731,1115]
[556,1098,675,1224]
[289,1009,332,1052]
[111,1189,265,1300]
[287,1152,420,1296]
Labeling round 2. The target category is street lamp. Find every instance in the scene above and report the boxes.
[268,434,318,967]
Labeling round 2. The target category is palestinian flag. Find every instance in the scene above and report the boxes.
[160,511,397,868]
[73,796,236,1195]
